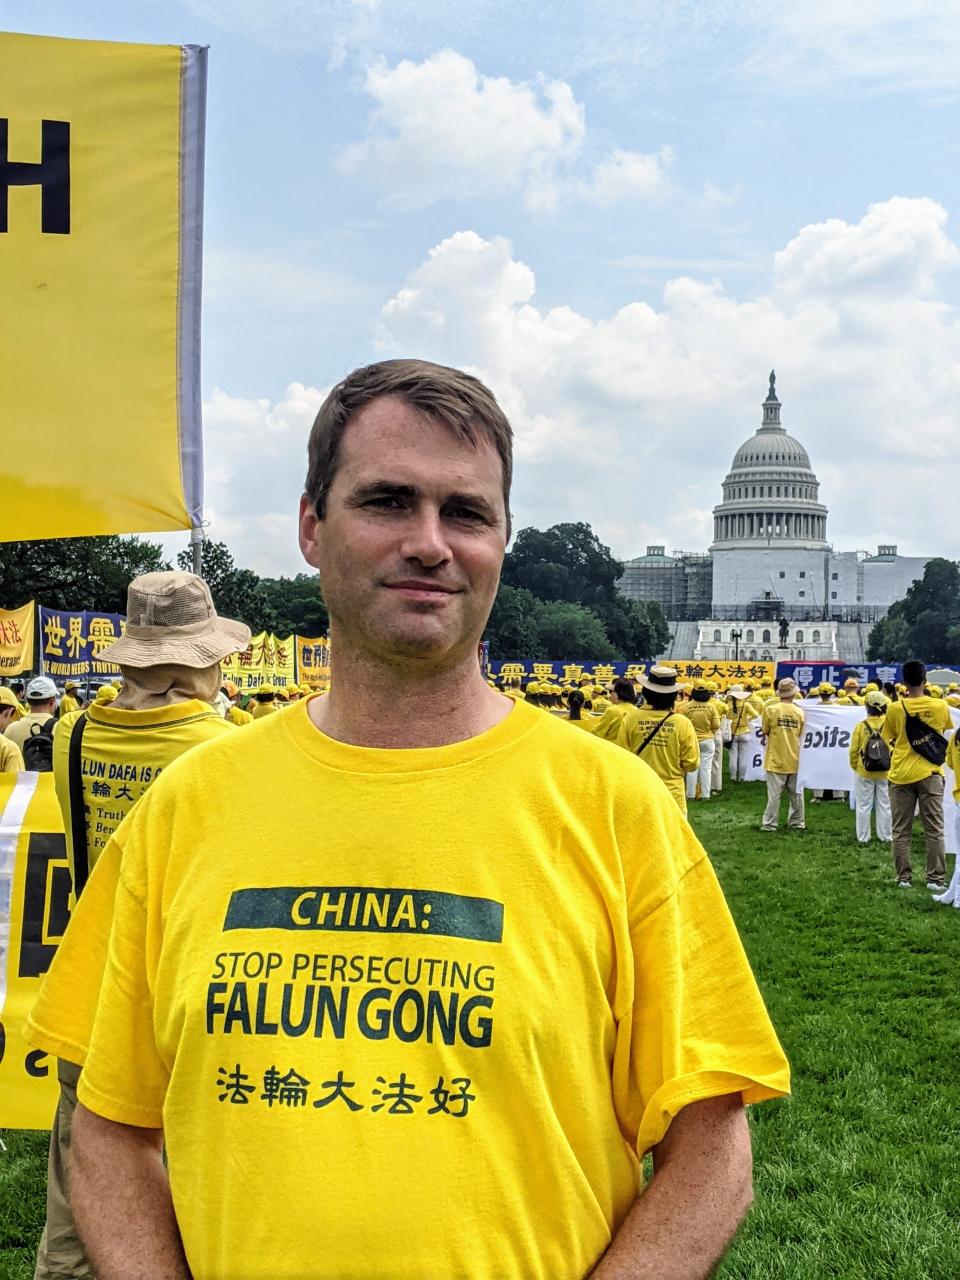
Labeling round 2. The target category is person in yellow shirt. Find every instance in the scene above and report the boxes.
[250,683,279,718]
[589,677,639,743]
[680,683,721,801]
[0,686,25,771]
[4,675,58,753]
[726,687,755,783]
[882,659,952,890]
[847,691,892,844]
[945,682,960,710]
[564,688,597,731]
[760,679,805,831]
[222,680,254,726]
[707,681,726,795]
[31,359,788,1280]
[58,681,84,717]
[933,729,960,907]
[34,571,249,1280]
[617,667,700,815]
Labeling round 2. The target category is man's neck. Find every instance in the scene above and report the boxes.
[308,645,512,749]
[905,686,925,698]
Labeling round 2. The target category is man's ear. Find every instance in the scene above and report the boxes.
[299,494,323,569]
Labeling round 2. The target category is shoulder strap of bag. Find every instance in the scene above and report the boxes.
[67,712,91,897]
[636,711,673,756]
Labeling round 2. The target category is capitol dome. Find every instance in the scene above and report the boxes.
[711,372,828,549]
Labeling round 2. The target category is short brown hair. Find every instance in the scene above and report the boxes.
[305,359,513,532]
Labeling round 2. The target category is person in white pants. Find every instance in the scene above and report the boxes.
[934,731,960,908]
[681,683,721,801]
[726,687,754,782]
[847,691,893,843]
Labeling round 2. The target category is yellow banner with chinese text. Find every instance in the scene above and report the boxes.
[659,659,775,690]
[221,633,296,691]
[295,636,331,685]
[0,602,35,675]
[0,773,69,1128]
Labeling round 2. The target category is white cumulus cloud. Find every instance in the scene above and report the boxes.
[338,50,585,211]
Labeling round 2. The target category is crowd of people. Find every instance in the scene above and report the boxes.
[490,660,960,900]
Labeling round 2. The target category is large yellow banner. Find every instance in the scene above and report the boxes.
[0,31,207,541]
[659,659,775,690]
[0,602,35,675]
[0,773,69,1128]
[295,635,331,685]
[222,632,297,691]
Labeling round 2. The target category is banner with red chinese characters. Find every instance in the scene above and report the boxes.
[221,632,296,691]
[38,608,123,679]
[0,602,34,675]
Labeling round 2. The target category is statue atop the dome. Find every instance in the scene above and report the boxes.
[768,369,777,398]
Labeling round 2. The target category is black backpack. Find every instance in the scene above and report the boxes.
[902,702,948,767]
[862,726,891,773]
[22,717,56,772]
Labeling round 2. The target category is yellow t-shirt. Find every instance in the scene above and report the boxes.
[53,700,233,891]
[946,731,960,801]
[59,694,82,717]
[616,708,700,814]
[29,700,789,1280]
[882,696,953,784]
[227,705,254,727]
[760,702,805,775]
[0,734,24,773]
[725,699,754,739]
[5,710,55,752]
[565,714,598,732]
[847,714,890,780]
[679,700,721,741]
[588,702,632,742]
[250,700,278,719]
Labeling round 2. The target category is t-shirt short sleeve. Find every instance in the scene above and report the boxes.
[76,853,170,1128]
[611,847,790,1157]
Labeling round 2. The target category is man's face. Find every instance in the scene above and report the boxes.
[299,395,508,668]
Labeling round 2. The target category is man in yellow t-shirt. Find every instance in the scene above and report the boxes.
[617,666,700,814]
[760,679,806,831]
[33,572,250,1280]
[31,360,788,1280]
[250,683,279,718]
[58,681,84,717]
[882,660,953,890]
[4,675,58,753]
[0,686,25,771]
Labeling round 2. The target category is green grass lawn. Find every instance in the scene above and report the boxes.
[2,778,958,1278]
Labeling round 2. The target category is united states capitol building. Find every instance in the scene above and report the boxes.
[619,373,930,662]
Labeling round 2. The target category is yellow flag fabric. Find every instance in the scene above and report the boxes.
[295,635,331,684]
[0,31,207,541]
[221,632,297,691]
[0,773,69,1128]
[0,602,35,675]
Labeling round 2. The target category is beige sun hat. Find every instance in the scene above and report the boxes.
[95,572,252,670]
[639,665,681,695]
[727,685,750,700]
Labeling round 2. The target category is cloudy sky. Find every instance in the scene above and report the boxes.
[9,1,960,574]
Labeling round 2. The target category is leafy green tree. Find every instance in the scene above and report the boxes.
[866,559,960,662]
[1,535,169,613]
[531,599,619,661]
[503,522,624,603]
[485,584,541,658]
[257,575,329,637]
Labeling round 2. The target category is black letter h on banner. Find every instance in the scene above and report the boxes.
[0,118,71,234]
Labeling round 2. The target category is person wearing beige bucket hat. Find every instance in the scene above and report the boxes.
[31,362,788,1280]
[31,571,250,1280]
